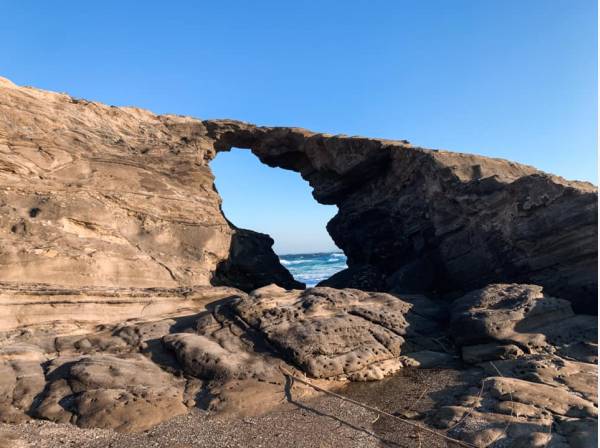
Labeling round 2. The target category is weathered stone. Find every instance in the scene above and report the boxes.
[232,286,443,379]
[1,78,596,312]
[487,376,597,418]
[0,79,298,296]
[0,78,597,446]
[0,283,240,332]
[462,342,524,364]
[212,228,304,292]
[163,332,272,381]
[0,345,46,423]
[450,283,574,347]
[204,121,597,313]
[34,354,188,432]
[481,355,597,405]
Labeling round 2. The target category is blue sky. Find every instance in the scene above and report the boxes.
[1,1,597,253]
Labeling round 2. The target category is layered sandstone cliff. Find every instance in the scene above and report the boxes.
[0,77,300,297]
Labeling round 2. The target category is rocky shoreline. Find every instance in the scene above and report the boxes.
[0,78,597,447]
[0,282,596,446]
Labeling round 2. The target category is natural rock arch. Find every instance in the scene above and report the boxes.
[203,120,598,313]
[0,78,598,447]
[0,78,596,313]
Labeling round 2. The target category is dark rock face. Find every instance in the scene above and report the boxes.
[212,228,304,292]
[449,283,574,346]
[204,121,598,313]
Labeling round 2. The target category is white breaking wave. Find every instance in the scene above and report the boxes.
[279,259,318,266]
[279,251,347,287]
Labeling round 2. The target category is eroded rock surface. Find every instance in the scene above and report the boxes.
[0,284,450,429]
[212,228,304,292]
[0,79,597,446]
[0,282,241,331]
[450,283,597,360]
[1,78,596,310]
[430,283,598,447]
[231,285,447,380]
[204,121,598,313]
[35,354,188,432]
[0,78,297,294]
[0,285,244,430]
[0,282,596,447]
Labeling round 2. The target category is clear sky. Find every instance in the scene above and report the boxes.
[1,1,597,253]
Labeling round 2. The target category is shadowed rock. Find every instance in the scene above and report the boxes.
[432,283,598,447]
[204,121,597,313]
[212,228,304,292]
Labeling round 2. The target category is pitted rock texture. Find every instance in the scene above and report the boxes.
[1,78,596,311]
[0,284,255,430]
[0,282,596,448]
[0,284,451,430]
[230,285,447,380]
[449,283,597,359]
[0,78,597,445]
[0,283,306,430]
[432,283,598,447]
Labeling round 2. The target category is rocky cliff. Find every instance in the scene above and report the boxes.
[205,121,597,313]
[0,78,597,447]
[1,77,596,312]
[0,77,299,295]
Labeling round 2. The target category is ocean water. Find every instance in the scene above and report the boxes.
[279,252,347,287]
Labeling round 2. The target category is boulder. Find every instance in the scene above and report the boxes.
[212,228,304,292]
[461,342,524,364]
[33,354,188,432]
[232,286,444,379]
[487,376,597,418]
[0,344,46,423]
[450,283,574,347]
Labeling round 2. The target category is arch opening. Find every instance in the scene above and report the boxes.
[210,148,347,287]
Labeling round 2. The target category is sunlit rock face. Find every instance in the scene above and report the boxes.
[1,77,596,311]
[0,78,298,294]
